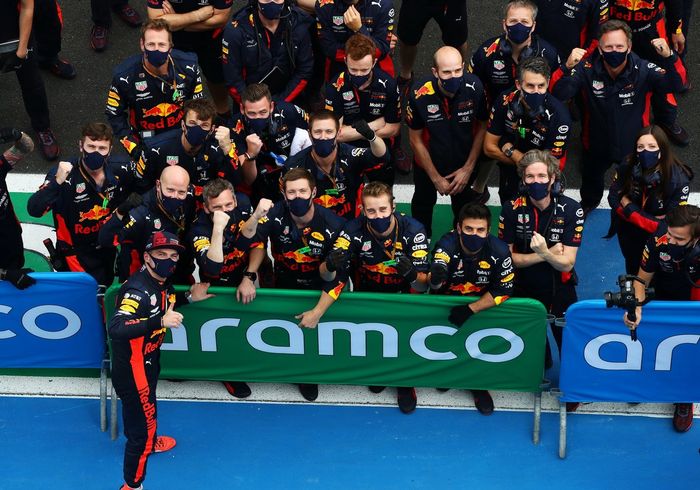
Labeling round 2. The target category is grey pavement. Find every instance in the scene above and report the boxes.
[1,0,698,191]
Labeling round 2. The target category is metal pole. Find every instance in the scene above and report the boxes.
[559,401,567,459]
[100,360,107,432]
[533,392,542,444]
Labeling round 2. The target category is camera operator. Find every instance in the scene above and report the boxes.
[0,127,36,290]
[624,204,700,433]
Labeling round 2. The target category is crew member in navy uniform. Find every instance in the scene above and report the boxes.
[498,150,584,382]
[27,123,134,298]
[106,19,204,160]
[110,230,212,490]
[323,181,429,414]
[406,45,488,238]
[429,203,515,416]
[484,57,571,204]
[624,205,700,433]
[284,109,387,219]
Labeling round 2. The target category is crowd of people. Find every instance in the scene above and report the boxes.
[1,1,698,489]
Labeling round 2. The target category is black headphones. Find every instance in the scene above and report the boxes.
[500,36,539,64]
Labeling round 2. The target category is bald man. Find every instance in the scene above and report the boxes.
[99,165,198,283]
[406,46,489,238]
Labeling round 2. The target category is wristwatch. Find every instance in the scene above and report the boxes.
[243,271,257,282]
[503,145,515,158]
[184,291,193,303]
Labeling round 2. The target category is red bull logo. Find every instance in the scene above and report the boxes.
[333,72,345,91]
[282,250,318,264]
[414,81,435,99]
[79,205,110,222]
[318,0,333,5]
[224,249,246,262]
[314,193,346,209]
[448,282,482,295]
[484,38,501,57]
[142,102,180,118]
[233,119,245,134]
[363,262,397,275]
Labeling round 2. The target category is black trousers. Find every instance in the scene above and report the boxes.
[497,162,520,205]
[580,151,615,211]
[33,0,62,61]
[0,222,24,270]
[411,164,479,239]
[112,355,160,487]
[91,0,128,27]
[14,48,51,131]
[617,222,652,275]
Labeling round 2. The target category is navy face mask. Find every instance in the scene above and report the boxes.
[668,242,690,261]
[601,50,628,68]
[439,76,462,95]
[507,23,532,44]
[159,189,185,218]
[148,254,177,279]
[259,1,285,19]
[144,49,169,68]
[637,149,660,170]
[349,72,371,88]
[83,150,107,171]
[312,137,337,158]
[460,233,487,253]
[527,181,550,201]
[287,196,312,217]
[368,215,392,233]
[246,117,269,135]
[523,91,546,112]
[184,124,210,147]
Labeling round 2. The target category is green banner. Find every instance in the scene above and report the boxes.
[105,286,546,392]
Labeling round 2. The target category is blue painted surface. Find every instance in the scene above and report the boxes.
[1,396,698,489]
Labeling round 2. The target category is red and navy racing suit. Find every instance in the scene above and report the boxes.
[640,223,700,300]
[324,67,401,186]
[254,201,346,295]
[332,212,429,293]
[99,187,197,283]
[222,6,314,105]
[284,143,387,219]
[189,193,254,285]
[487,88,572,203]
[499,193,584,348]
[534,0,609,59]
[550,50,685,210]
[135,128,244,196]
[27,158,135,290]
[430,231,514,302]
[607,159,692,274]
[315,0,396,79]
[405,75,488,237]
[106,50,204,159]
[0,154,24,270]
[109,268,190,488]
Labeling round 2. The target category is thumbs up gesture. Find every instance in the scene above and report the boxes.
[161,301,183,329]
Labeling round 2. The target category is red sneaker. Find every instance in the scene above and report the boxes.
[153,435,177,453]
[114,5,143,27]
[673,403,693,433]
[90,25,108,52]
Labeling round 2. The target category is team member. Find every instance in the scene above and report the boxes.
[396,0,469,93]
[624,205,700,432]
[284,109,387,219]
[484,57,571,204]
[246,168,346,401]
[27,123,134,297]
[551,20,686,213]
[469,0,560,101]
[533,0,608,60]
[609,0,689,146]
[324,34,402,184]
[0,128,36,289]
[429,203,515,415]
[99,166,197,283]
[136,98,255,194]
[190,179,273,399]
[222,0,314,106]
[498,150,583,375]
[106,19,204,161]
[33,0,76,79]
[323,182,429,413]
[607,125,692,275]
[406,45,488,238]
[315,0,396,79]
[111,231,212,490]
[90,0,142,52]
[230,83,310,203]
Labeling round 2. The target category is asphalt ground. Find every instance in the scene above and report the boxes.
[1,0,698,191]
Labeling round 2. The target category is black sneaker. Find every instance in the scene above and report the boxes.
[471,389,494,415]
[36,129,60,161]
[397,387,417,414]
[436,388,450,392]
[223,381,252,399]
[658,121,690,147]
[299,383,318,401]
[393,147,412,175]
[566,402,580,413]
[368,385,386,394]
[673,403,693,432]
[39,57,76,80]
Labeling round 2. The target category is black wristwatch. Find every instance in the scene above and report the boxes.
[503,145,515,158]
[243,271,257,282]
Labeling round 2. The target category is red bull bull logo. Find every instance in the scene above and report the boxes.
[333,72,345,91]
[314,193,346,209]
[282,250,318,264]
[142,103,180,118]
[233,119,245,134]
[448,282,482,295]
[484,38,500,57]
[318,0,333,6]
[225,249,246,262]
[363,262,397,275]
[414,81,435,99]
[79,205,110,222]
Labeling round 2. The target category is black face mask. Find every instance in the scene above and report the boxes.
[601,50,628,68]
[246,116,269,135]
[159,187,185,219]
[82,150,107,171]
[287,196,312,217]
[460,232,487,253]
[148,253,177,279]
[367,215,392,233]
[668,242,690,261]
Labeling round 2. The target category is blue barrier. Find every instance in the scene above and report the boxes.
[0,272,105,368]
